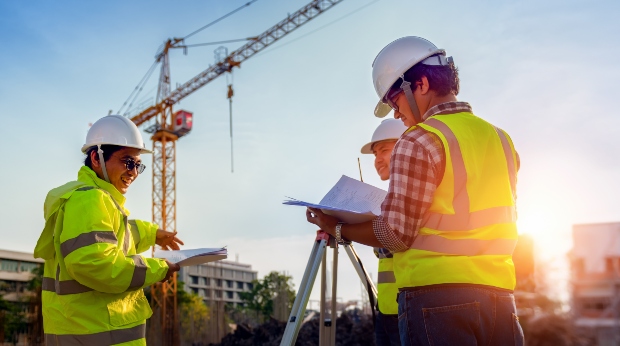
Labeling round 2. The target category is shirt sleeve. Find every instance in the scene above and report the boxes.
[61,190,168,293]
[372,128,445,253]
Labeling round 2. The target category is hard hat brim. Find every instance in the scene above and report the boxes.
[374,102,392,118]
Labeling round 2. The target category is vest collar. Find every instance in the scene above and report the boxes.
[77,166,127,211]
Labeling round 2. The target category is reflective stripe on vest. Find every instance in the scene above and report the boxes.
[42,186,145,295]
[420,118,517,234]
[411,118,517,256]
[377,271,396,284]
[45,323,145,346]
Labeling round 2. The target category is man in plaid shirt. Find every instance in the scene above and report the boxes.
[306,36,523,345]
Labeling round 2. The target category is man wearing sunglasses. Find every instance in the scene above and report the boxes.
[306,37,522,345]
[35,114,183,345]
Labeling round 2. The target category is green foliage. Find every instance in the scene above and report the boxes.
[179,294,210,343]
[238,271,295,323]
[28,265,44,291]
[0,297,28,343]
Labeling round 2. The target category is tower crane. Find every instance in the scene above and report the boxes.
[125,0,346,344]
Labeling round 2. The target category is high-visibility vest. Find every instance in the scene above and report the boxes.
[393,112,518,290]
[34,166,168,346]
[377,257,399,315]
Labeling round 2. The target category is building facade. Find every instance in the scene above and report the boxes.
[178,260,257,308]
[0,249,44,302]
[570,222,620,345]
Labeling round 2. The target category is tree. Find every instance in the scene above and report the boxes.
[238,271,295,323]
[179,294,210,344]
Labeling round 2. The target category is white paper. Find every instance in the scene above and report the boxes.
[154,247,228,267]
[283,175,387,224]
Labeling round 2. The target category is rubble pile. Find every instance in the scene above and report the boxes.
[212,310,375,346]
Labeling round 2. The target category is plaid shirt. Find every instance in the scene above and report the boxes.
[372,101,473,253]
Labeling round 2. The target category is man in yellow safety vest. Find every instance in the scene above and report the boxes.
[360,118,407,346]
[306,37,524,345]
[34,115,183,345]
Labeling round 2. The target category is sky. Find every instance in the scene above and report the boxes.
[1,0,619,304]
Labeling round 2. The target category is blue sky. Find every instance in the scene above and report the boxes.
[1,0,619,303]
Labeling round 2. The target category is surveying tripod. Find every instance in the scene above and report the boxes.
[280,231,378,346]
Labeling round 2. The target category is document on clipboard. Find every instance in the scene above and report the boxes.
[283,175,387,224]
[154,247,228,267]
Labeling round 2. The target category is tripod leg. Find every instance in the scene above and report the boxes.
[343,243,378,306]
[329,242,339,346]
[280,236,329,346]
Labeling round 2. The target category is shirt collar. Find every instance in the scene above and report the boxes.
[423,101,473,120]
[77,166,127,210]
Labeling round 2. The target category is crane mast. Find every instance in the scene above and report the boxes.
[132,1,346,344]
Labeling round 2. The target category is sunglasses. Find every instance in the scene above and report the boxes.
[385,88,403,112]
[121,159,146,174]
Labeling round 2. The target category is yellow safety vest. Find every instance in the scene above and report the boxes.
[376,256,398,315]
[393,112,518,290]
[34,166,168,346]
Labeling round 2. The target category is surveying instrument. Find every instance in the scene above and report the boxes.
[280,230,378,346]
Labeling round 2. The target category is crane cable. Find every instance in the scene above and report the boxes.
[117,60,159,116]
[183,0,259,40]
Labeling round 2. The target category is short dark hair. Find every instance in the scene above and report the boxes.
[393,58,460,97]
[84,145,124,169]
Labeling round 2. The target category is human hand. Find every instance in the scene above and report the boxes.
[156,229,184,251]
[161,260,180,282]
[306,207,339,236]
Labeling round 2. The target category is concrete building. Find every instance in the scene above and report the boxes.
[0,249,44,302]
[570,222,620,345]
[178,260,257,308]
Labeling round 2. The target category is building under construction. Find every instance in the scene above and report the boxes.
[570,222,620,345]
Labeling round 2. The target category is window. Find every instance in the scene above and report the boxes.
[226,291,233,299]
[216,279,222,287]
[247,283,253,290]
[0,260,18,272]
[191,287,199,294]
[237,281,244,289]
[226,280,233,288]
[204,289,211,299]
[20,262,40,273]
[215,290,222,298]
[205,278,210,286]
[223,269,233,278]
[190,276,199,285]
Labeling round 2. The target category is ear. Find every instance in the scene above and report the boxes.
[90,150,101,169]
[419,76,430,95]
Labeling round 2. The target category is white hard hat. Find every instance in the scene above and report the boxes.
[360,119,408,154]
[81,115,152,154]
[372,36,447,118]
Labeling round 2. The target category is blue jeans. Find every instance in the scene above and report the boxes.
[376,311,401,346]
[397,285,524,346]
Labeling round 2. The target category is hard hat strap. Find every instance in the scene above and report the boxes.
[400,77,422,124]
[97,145,111,183]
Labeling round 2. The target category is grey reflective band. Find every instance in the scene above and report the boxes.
[494,126,517,197]
[42,278,93,295]
[41,266,94,295]
[128,255,147,290]
[411,234,517,256]
[377,271,396,284]
[76,186,95,192]
[421,118,516,231]
[60,231,117,258]
[128,220,140,247]
[45,323,145,346]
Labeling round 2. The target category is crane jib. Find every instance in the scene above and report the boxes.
[130,0,345,127]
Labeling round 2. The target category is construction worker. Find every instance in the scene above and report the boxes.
[360,118,407,346]
[34,115,183,345]
[306,36,523,345]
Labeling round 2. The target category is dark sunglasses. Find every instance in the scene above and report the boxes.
[121,159,146,174]
[385,88,403,112]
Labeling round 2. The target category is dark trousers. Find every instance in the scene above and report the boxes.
[375,311,401,346]
[397,285,524,346]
